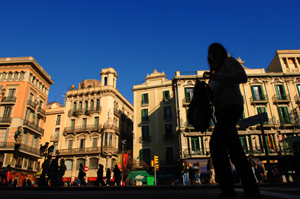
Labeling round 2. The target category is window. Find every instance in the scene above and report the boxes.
[141,109,149,122]
[239,135,248,153]
[78,101,82,110]
[142,126,150,141]
[1,72,6,80]
[275,85,287,100]
[104,77,107,86]
[19,72,24,80]
[190,137,200,154]
[7,89,16,97]
[68,140,73,149]
[3,107,12,118]
[251,85,265,100]
[90,100,94,110]
[54,143,58,154]
[96,99,100,111]
[164,124,173,140]
[166,147,174,165]
[79,139,85,149]
[82,118,87,130]
[163,90,170,101]
[73,102,76,111]
[54,128,60,139]
[185,88,194,103]
[76,159,85,170]
[56,115,61,125]
[89,158,98,169]
[108,133,112,146]
[7,72,12,81]
[92,138,98,148]
[94,117,99,128]
[65,160,73,170]
[142,93,149,105]
[164,106,172,119]
[257,107,268,124]
[139,148,150,166]
[84,101,88,111]
[70,119,75,131]
[13,72,18,81]
[278,107,291,124]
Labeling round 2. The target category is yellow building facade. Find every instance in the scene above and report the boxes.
[43,68,133,183]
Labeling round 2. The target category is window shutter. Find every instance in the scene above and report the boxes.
[251,86,256,100]
[260,85,265,100]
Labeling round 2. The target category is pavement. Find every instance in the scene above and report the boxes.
[0,182,299,199]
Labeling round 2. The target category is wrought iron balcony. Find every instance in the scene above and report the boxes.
[85,106,102,115]
[64,124,101,134]
[23,120,44,136]
[182,97,192,105]
[73,109,84,116]
[141,100,149,106]
[102,146,119,155]
[27,100,37,110]
[272,94,291,103]
[50,135,60,142]
[0,117,12,125]
[0,142,40,156]
[1,96,17,104]
[139,136,151,143]
[59,147,101,155]
[250,95,268,104]
[37,106,46,116]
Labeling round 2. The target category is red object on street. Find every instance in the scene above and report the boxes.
[84,166,89,171]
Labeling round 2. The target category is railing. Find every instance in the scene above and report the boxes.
[139,136,151,143]
[141,100,149,106]
[59,147,101,154]
[50,135,60,142]
[0,141,14,148]
[163,98,171,103]
[23,120,44,135]
[73,109,84,116]
[250,95,268,103]
[163,134,176,141]
[0,117,12,124]
[1,96,17,103]
[272,94,291,102]
[102,146,119,154]
[85,106,102,114]
[19,144,40,156]
[37,107,46,115]
[279,118,292,125]
[27,100,37,109]
[142,116,149,122]
[183,148,209,158]
[182,97,192,105]
[64,125,101,133]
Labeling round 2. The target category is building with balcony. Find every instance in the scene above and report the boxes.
[44,68,133,183]
[172,50,300,172]
[132,70,179,171]
[0,57,53,186]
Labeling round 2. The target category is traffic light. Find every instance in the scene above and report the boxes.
[154,155,159,170]
[151,160,154,167]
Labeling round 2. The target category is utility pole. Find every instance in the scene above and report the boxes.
[121,139,126,185]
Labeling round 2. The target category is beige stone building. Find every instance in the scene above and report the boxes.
[43,68,133,183]
[173,50,300,172]
[132,70,179,171]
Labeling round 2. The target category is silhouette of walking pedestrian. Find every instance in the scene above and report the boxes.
[95,164,105,186]
[204,43,261,199]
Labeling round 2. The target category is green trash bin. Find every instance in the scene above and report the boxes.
[147,176,155,186]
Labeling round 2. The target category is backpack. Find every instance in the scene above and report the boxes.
[187,80,215,133]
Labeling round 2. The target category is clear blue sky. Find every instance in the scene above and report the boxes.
[1,0,299,105]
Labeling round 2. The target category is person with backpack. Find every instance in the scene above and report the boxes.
[203,43,261,199]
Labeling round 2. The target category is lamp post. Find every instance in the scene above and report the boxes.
[121,139,126,185]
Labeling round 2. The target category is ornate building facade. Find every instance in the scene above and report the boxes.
[172,50,300,172]
[0,57,53,186]
[44,68,133,183]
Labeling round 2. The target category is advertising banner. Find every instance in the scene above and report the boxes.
[117,154,122,170]
[123,153,128,171]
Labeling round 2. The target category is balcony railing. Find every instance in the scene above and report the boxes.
[182,97,192,105]
[50,135,60,142]
[85,106,102,115]
[250,95,268,103]
[0,117,12,125]
[142,116,149,122]
[59,147,101,155]
[27,100,37,110]
[102,146,119,155]
[23,120,44,136]
[64,124,101,133]
[37,107,46,116]
[73,109,84,116]
[272,94,291,103]
[139,136,151,143]
[1,96,17,103]
[141,100,149,106]
[0,142,40,156]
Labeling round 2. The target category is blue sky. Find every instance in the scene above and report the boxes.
[1,0,299,104]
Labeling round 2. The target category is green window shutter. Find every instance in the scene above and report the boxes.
[283,107,290,123]
[185,88,188,102]
[297,84,300,95]
[260,85,265,100]
[139,149,144,163]
[251,86,256,100]
[186,109,189,125]
[278,107,284,124]
[163,91,165,99]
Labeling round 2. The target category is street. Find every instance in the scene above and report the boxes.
[0,183,299,199]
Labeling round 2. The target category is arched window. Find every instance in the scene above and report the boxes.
[65,159,73,170]
[76,159,85,170]
[104,77,107,86]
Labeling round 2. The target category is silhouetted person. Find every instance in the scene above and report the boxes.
[12,179,18,187]
[113,165,121,186]
[26,178,32,187]
[49,156,59,186]
[22,179,27,187]
[204,43,261,199]
[0,164,10,186]
[78,163,86,186]
[106,168,111,186]
[95,164,105,186]
[58,159,67,186]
